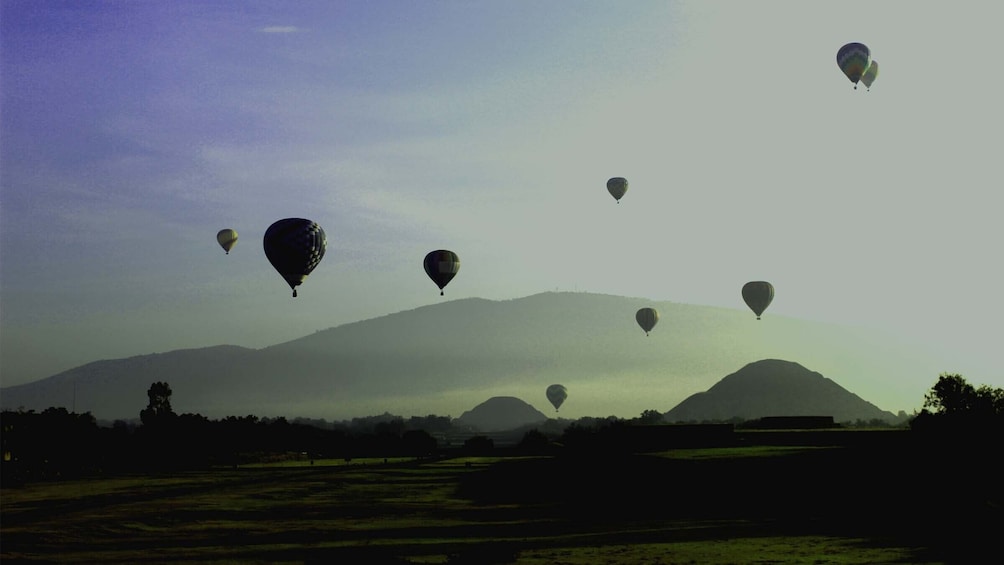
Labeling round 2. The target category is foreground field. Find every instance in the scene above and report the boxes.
[2,443,998,564]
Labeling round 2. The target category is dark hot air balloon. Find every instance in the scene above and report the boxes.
[636,307,659,335]
[423,250,460,296]
[263,218,326,297]
[836,42,872,89]
[741,281,774,320]
[607,177,628,203]
[546,384,568,412]
[217,228,238,254]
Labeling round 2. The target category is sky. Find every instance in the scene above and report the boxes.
[2,1,1002,397]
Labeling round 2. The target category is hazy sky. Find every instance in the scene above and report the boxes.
[2,1,1002,394]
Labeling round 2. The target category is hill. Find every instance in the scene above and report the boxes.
[664,359,899,423]
[0,292,944,421]
[454,396,549,432]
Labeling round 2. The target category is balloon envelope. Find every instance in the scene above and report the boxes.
[861,60,879,90]
[636,307,659,335]
[424,250,460,295]
[263,218,326,297]
[741,281,774,320]
[607,177,628,202]
[217,229,238,254]
[546,384,568,412]
[836,42,871,87]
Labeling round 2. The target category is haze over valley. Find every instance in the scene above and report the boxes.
[2,292,957,422]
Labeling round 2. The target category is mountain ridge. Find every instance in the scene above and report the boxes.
[1,292,944,420]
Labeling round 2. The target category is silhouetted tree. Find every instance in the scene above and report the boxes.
[140,381,177,427]
[921,373,1003,420]
[924,373,976,415]
[636,409,665,424]
[136,382,185,470]
[175,413,213,468]
[1,408,102,482]
[909,373,1004,555]
[912,373,1004,438]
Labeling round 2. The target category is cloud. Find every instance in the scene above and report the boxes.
[258,26,300,34]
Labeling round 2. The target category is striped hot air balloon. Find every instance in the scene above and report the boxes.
[836,42,872,89]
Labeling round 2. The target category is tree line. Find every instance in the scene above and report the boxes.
[3,373,1001,486]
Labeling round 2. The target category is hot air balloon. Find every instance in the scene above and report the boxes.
[263,218,326,297]
[741,281,774,320]
[836,42,872,89]
[423,250,460,296]
[607,177,628,203]
[636,307,659,335]
[546,384,567,412]
[216,228,238,254]
[860,60,879,91]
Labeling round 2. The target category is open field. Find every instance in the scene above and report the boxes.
[2,441,999,564]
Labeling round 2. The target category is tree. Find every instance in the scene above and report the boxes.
[973,384,1004,416]
[923,373,976,415]
[140,381,177,427]
[923,373,1003,417]
[914,373,1004,439]
[637,409,665,425]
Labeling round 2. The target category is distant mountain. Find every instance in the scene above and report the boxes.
[1,292,944,421]
[454,397,549,432]
[664,359,899,424]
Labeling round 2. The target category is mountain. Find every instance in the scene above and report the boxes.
[663,359,899,423]
[0,292,946,421]
[454,396,549,432]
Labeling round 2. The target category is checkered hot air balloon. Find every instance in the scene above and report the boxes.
[836,42,872,89]
[423,250,460,296]
[263,218,326,297]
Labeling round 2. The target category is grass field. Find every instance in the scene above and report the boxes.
[1,444,994,564]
